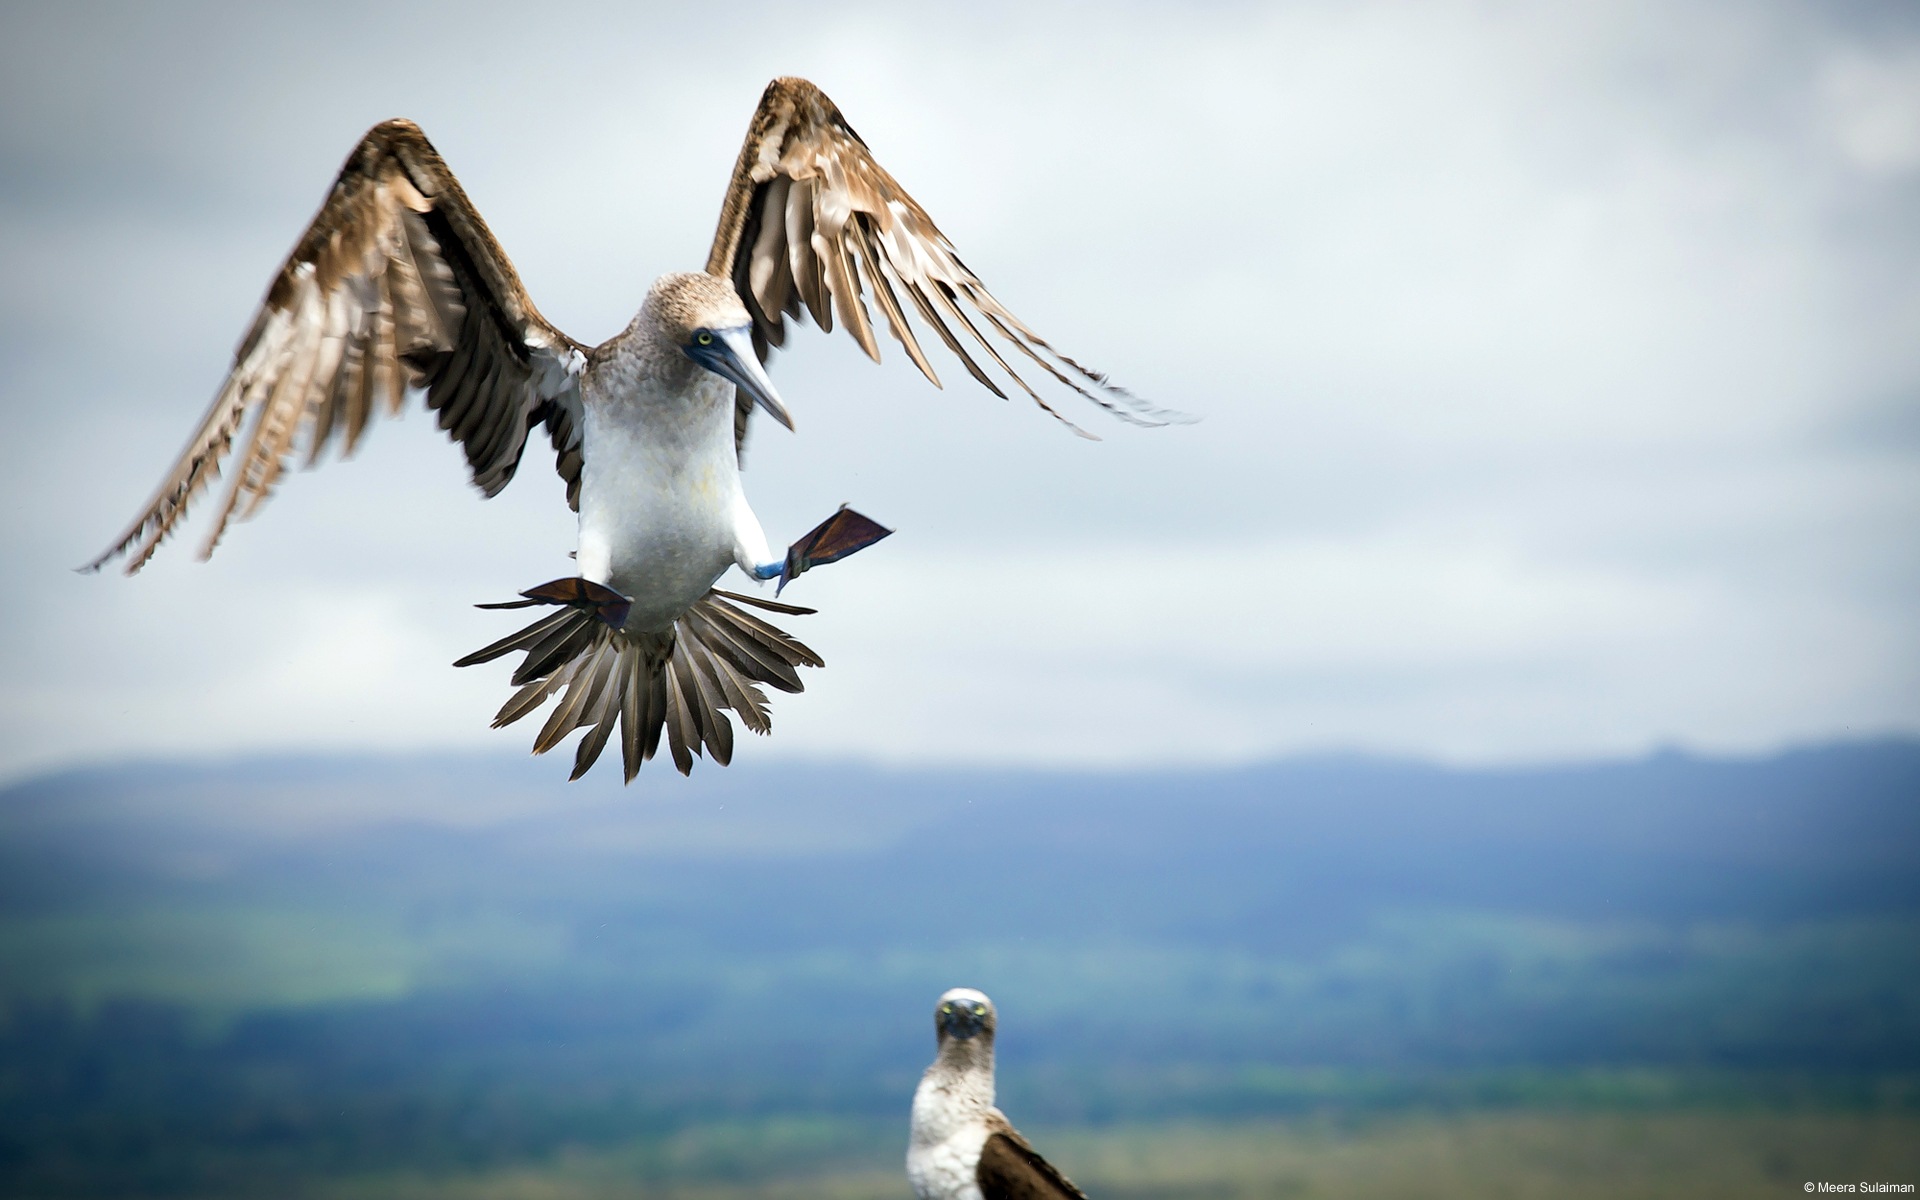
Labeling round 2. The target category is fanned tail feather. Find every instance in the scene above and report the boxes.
[454,586,823,781]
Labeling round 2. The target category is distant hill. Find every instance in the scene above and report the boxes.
[2,742,1916,1194]
[6,738,1917,921]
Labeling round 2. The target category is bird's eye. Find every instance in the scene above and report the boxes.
[941,1004,954,1015]
[694,330,714,346]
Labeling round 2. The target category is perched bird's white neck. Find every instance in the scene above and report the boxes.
[911,1035,996,1147]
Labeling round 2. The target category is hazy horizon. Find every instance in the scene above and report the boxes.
[5,737,1915,1195]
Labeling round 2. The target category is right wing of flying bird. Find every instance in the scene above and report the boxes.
[85,120,589,575]
[704,77,1177,448]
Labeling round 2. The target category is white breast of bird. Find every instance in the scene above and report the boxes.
[908,1121,990,1200]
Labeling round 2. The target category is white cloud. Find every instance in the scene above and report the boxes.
[1822,45,1920,174]
[0,0,1915,781]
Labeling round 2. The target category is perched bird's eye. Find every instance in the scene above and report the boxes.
[941,1004,954,1015]
[694,330,714,346]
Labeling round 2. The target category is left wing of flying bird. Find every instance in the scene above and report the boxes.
[84,119,589,574]
[976,1113,1089,1200]
[705,77,1174,448]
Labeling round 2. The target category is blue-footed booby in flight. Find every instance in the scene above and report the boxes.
[84,78,1168,780]
[911,989,1088,1200]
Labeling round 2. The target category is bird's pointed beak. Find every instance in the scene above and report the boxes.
[688,325,794,432]
[938,1001,990,1041]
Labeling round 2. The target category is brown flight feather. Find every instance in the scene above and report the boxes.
[976,1115,1089,1200]
[704,77,1177,449]
[84,119,590,574]
[456,589,823,780]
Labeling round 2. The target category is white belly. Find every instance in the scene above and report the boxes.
[909,1078,992,1200]
[575,374,753,632]
[908,1127,988,1200]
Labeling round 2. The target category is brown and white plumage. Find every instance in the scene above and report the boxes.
[454,586,823,782]
[85,120,587,575]
[707,78,1168,444]
[910,989,1089,1200]
[84,79,1157,779]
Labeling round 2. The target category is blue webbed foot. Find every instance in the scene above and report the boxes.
[773,505,894,596]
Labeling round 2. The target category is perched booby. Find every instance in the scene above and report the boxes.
[910,988,1088,1200]
[85,78,1167,780]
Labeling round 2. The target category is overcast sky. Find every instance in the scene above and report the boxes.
[0,0,1915,784]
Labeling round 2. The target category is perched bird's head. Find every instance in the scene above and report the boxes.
[645,272,793,430]
[934,987,996,1045]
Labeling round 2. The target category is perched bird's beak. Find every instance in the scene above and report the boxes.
[938,1000,990,1041]
[687,325,794,431]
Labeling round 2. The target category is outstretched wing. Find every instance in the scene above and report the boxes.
[977,1113,1089,1200]
[705,77,1169,446]
[86,120,588,574]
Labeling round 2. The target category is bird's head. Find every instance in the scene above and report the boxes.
[645,272,793,430]
[934,987,996,1045]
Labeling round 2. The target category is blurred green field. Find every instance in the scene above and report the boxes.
[4,747,1916,1197]
[313,1112,1920,1200]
